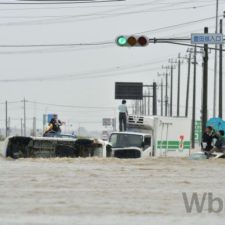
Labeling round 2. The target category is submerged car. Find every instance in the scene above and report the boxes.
[189,151,225,160]
[43,130,76,139]
[1,136,107,159]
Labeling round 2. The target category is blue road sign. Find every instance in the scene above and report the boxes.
[191,33,223,44]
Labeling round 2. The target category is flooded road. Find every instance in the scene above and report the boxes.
[0,157,225,225]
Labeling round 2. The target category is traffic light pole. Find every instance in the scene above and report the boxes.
[148,38,225,51]
[202,27,209,133]
[219,19,223,118]
[192,46,197,149]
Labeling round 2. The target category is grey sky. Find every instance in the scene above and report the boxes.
[0,0,224,132]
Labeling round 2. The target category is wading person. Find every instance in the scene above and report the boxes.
[118,99,128,132]
[201,126,214,152]
[214,130,225,152]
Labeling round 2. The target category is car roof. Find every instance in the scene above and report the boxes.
[110,132,151,136]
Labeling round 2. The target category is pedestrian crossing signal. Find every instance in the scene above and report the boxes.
[116,35,148,47]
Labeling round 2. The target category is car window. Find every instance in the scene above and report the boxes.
[144,137,151,149]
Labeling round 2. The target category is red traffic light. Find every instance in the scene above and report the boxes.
[138,36,148,46]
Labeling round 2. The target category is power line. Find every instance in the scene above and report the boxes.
[135,15,223,34]
[0,66,160,82]
[0,2,221,26]
[0,0,125,5]
[0,16,218,52]
[0,57,174,82]
[0,0,156,11]
[27,100,116,109]
[0,41,112,48]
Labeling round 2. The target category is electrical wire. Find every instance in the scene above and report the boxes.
[0,0,125,5]
[135,15,223,35]
[0,42,112,48]
[27,100,116,109]
[0,15,219,51]
[0,56,175,82]
[0,1,220,26]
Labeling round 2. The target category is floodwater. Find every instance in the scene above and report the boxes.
[0,156,225,225]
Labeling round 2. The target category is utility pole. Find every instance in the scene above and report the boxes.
[147,88,150,115]
[158,76,164,116]
[202,27,209,133]
[165,72,168,117]
[21,118,23,136]
[162,66,170,116]
[161,78,163,116]
[5,101,8,137]
[135,100,138,115]
[168,59,176,117]
[33,117,37,136]
[23,98,26,136]
[219,19,223,118]
[8,117,10,136]
[153,82,157,116]
[213,0,219,117]
[192,46,197,149]
[146,92,148,116]
[185,52,191,117]
[170,66,173,117]
[177,53,181,117]
[158,73,165,116]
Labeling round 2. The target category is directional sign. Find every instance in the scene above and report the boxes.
[115,82,143,100]
[194,120,202,144]
[191,33,223,44]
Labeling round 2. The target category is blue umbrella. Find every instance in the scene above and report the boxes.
[206,117,225,132]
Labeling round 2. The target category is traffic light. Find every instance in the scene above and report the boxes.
[116,35,148,47]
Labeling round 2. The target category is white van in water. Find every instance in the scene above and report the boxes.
[1,136,107,159]
[108,132,152,158]
[107,115,192,158]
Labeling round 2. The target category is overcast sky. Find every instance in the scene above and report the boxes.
[0,0,224,133]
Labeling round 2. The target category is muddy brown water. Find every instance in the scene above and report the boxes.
[0,156,225,225]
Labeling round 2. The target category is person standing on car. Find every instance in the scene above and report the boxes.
[118,100,128,132]
[49,115,63,133]
[48,114,63,135]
